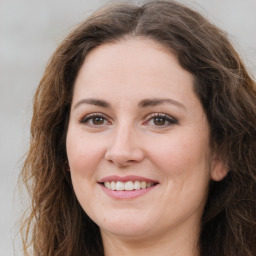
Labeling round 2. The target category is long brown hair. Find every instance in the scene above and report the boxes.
[20,1,256,255]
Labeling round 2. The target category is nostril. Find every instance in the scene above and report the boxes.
[105,147,145,166]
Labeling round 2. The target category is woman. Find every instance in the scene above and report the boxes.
[20,0,256,255]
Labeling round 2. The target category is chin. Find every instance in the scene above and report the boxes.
[95,211,155,239]
[100,225,156,241]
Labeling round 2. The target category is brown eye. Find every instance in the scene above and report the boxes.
[144,113,177,128]
[153,117,166,126]
[80,113,110,127]
[92,117,105,125]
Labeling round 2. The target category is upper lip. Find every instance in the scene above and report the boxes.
[98,175,159,184]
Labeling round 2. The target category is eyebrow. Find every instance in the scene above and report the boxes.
[73,97,186,110]
[74,98,110,109]
[138,98,186,110]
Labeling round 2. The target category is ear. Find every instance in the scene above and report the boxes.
[210,155,229,181]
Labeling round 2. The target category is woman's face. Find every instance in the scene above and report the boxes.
[66,39,225,243]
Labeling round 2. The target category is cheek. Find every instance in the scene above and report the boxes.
[66,130,104,176]
[66,131,103,208]
[148,132,210,170]
[147,130,211,202]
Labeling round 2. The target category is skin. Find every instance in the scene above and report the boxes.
[66,38,227,256]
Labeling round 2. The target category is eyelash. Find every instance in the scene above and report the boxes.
[143,113,177,128]
[79,113,177,128]
[80,113,111,127]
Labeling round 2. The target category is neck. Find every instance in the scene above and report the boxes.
[101,226,200,256]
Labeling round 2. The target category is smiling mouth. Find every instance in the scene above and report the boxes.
[100,181,158,191]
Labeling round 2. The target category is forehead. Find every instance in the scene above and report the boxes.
[73,38,195,101]
[80,38,188,77]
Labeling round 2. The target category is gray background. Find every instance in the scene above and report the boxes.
[1,0,255,255]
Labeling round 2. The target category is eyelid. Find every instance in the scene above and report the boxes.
[143,112,178,127]
[79,112,177,128]
[79,112,111,125]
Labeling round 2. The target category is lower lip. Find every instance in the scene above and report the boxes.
[100,184,157,199]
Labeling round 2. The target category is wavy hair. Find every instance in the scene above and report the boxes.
[20,0,256,255]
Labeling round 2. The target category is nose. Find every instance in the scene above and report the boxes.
[104,124,145,167]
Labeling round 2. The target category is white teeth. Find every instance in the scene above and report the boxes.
[125,181,133,191]
[116,181,124,191]
[141,181,146,189]
[103,181,154,191]
[134,181,141,190]
[105,181,111,189]
[110,181,116,190]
